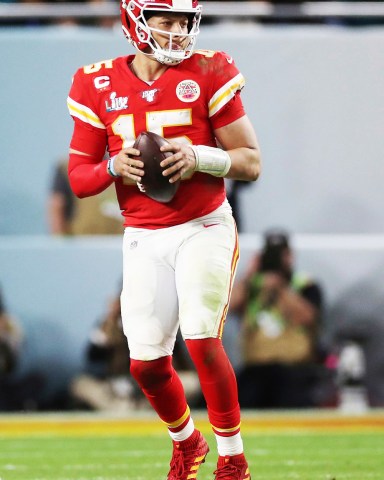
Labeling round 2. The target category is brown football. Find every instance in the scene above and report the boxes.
[133,131,180,203]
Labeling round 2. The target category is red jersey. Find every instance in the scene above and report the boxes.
[67,50,246,229]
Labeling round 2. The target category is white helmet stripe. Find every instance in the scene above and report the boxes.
[173,0,193,8]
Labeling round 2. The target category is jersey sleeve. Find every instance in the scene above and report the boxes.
[67,68,108,154]
[67,68,112,198]
[68,68,107,133]
[206,51,246,130]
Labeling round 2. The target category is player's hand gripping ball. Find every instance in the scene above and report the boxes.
[133,131,180,203]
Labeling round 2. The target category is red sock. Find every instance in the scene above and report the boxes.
[186,338,241,435]
[130,356,189,427]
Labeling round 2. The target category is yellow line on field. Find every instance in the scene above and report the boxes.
[0,411,383,437]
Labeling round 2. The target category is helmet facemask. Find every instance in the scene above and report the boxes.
[121,0,202,66]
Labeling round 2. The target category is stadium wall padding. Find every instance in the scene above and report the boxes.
[1,234,384,403]
[0,25,383,234]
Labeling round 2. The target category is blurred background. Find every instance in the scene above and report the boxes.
[0,1,383,412]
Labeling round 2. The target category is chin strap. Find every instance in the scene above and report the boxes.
[153,49,185,65]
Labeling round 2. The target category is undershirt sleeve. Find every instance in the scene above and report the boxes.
[68,120,114,198]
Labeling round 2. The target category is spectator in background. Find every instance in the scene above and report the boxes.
[230,229,324,409]
[48,158,123,235]
[70,292,139,411]
[335,321,384,408]
[330,284,384,408]
[70,290,201,411]
[0,289,23,383]
[0,286,44,411]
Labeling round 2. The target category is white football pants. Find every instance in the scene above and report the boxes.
[120,201,239,360]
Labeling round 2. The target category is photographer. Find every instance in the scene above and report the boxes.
[0,290,22,379]
[230,229,323,408]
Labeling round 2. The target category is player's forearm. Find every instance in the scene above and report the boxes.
[226,146,261,182]
[68,152,114,198]
[214,116,262,181]
[190,144,260,181]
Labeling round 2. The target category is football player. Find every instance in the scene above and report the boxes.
[67,1,261,478]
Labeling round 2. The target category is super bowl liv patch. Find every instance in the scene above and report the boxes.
[105,92,129,112]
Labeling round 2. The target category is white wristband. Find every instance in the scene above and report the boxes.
[107,155,120,177]
[191,145,231,177]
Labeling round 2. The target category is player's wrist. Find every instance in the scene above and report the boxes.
[191,145,231,177]
[107,155,120,178]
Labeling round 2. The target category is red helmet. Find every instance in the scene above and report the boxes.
[120,0,202,65]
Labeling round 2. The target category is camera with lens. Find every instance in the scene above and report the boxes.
[259,231,290,274]
[259,244,285,273]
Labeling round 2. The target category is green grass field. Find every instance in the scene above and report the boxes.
[0,411,383,480]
